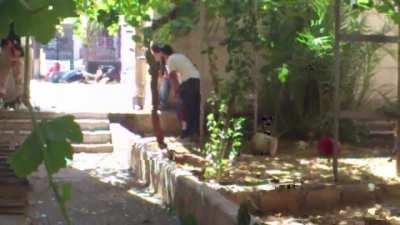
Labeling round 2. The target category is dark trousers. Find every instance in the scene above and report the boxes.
[160,78,171,108]
[178,78,200,136]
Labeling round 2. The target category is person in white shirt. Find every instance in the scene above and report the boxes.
[160,45,200,138]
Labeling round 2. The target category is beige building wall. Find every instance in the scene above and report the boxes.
[168,7,232,138]
[135,7,400,114]
[362,11,399,108]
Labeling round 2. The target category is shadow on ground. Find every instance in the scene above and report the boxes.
[27,164,178,225]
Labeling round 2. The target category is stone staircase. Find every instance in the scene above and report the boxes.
[0,110,114,218]
[0,111,113,153]
[0,144,29,215]
[340,111,396,149]
[364,120,395,149]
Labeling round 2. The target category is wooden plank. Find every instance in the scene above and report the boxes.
[339,110,388,120]
[0,121,33,131]
[0,198,27,208]
[340,33,400,43]
[0,145,29,215]
[0,207,26,214]
[0,178,29,186]
[0,185,29,193]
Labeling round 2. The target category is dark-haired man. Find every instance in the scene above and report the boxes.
[160,45,200,138]
[150,44,171,109]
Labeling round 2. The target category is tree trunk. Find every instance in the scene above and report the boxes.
[145,49,167,149]
[23,37,31,103]
[332,0,341,182]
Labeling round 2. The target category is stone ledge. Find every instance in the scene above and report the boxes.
[130,139,250,225]
[220,182,387,216]
[110,112,180,136]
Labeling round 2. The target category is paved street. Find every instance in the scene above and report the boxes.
[30,80,151,113]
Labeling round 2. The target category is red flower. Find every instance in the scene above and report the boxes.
[317,137,339,157]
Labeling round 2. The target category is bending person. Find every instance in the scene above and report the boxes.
[159,45,200,139]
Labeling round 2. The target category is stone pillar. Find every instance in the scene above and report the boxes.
[32,40,41,79]
[133,43,147,110]
[120,18,136,111]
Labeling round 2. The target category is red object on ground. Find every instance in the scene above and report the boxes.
[45,62,60,80]
[317,136,339,157]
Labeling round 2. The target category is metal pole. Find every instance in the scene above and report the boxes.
[333,0,341,182]
[23,36,31,102]
[199,3,208,145]
[253,0,259,134]
[396,3,400,176]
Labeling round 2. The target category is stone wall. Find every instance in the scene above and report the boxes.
[131,139,245,225]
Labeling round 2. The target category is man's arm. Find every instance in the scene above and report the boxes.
[169,71,179,97]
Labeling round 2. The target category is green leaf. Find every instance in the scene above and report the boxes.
[277,64,289,83]
[8,131,44,177]
[132,34,142,42]
[53,0,77,18]
[61,183,72,203]
[0,0,76,43]
[27,9,59,43]
[0,1,12,38]
[44,140,73,175]
[8,115,81,177]
[45,116,83,143]
[180,214,198,225]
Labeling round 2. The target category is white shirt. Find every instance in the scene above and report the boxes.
[166,53,200,83]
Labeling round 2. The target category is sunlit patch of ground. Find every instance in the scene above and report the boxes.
[218,155,399,186]
[260,202,400,225]
[215,142,400,186]
[148,138,400,186]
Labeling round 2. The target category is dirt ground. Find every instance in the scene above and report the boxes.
[26,153,179,225]
[259,201,400,225]
[23,122,179,225]
[177,139,400,186]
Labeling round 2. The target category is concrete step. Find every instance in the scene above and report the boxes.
[75,119,109,131]
[0,119,110,131]
[0,134,113,153]
[72,143,113,153]
[364,121,395,131]
[369,130,395,136]
[109,111,181,136]
[0,215,27,225]
[0,110,108,120]
[367,131,394,147]
[82,130,112,144]
[0,130,112,145]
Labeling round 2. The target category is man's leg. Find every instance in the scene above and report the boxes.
[159,78,171,109]
[187,79,200,135]
[180,79,200,137]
